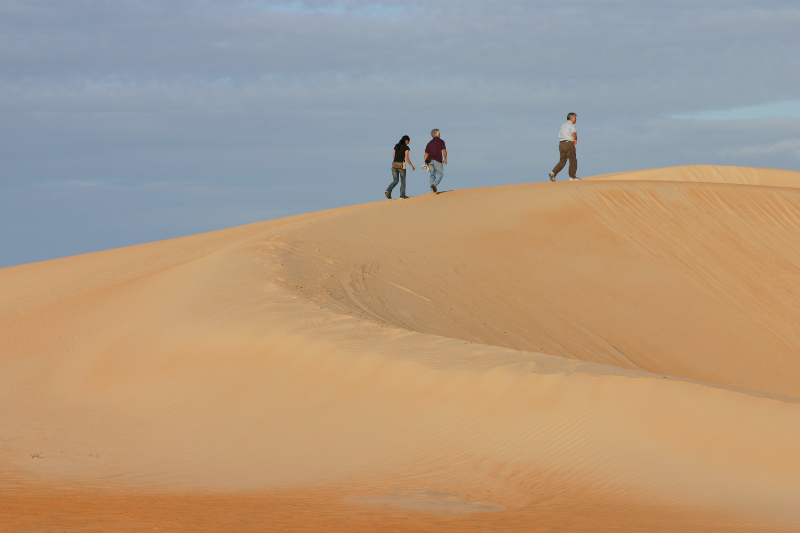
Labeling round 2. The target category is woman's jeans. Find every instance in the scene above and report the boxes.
[387,167,406,197]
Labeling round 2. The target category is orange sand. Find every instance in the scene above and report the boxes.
[2,165,799,531]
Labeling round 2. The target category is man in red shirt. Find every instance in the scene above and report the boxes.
[424,129,447,193]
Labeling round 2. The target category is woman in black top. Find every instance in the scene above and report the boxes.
[386,135,415,199]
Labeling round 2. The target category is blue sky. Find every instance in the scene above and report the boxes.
[1,0,799,267]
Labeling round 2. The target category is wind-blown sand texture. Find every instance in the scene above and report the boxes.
[2,165,800,531]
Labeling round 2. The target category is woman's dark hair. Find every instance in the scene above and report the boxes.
[398,135,410,145]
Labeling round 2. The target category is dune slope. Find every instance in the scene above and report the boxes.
[588,164,800,187]
[2,165,800,531]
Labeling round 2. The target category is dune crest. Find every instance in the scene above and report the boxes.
[587,164,800,188]
[2,165,800,531]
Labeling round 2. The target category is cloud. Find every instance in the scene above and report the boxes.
[673,100,800,121]
[246,0,411,19]
[722,138,800,160]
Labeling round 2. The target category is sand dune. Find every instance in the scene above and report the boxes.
[588,164,800,188]
[2,165,800,531]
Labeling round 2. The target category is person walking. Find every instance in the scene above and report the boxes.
[549,113,579,181]
[386,135,415,199]
[424,129,447,193]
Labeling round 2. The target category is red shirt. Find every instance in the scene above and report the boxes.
[425,137,447,163]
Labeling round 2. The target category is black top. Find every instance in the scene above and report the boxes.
[393,143,409,163]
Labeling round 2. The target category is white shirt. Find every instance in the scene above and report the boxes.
[558,121,577,142]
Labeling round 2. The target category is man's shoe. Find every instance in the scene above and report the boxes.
[431,184,437,193]
[549,172,556,182]
[400,195,409,199]
[385,191,391,199]
[569,176,580,181]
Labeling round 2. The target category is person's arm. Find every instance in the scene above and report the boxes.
[405,149,415,170]
[442,149,447,164]
[424,151,429,162]
[573,132,577,146]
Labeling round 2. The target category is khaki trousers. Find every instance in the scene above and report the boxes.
[552,141,577,179]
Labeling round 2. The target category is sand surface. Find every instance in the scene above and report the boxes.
[2,165,800,531]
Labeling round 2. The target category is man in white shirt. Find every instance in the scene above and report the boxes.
[549,113,579,181]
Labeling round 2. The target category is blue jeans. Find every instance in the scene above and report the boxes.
[387,167,406,197]
[429,160,443,187]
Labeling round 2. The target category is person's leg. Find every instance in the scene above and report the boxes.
[399,169,407,197]
[387,168,400,196]
[568,144,577,179]
[429,161,443,187]
[552,143,569,176]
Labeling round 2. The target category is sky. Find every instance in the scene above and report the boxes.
[1,0,799,268]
